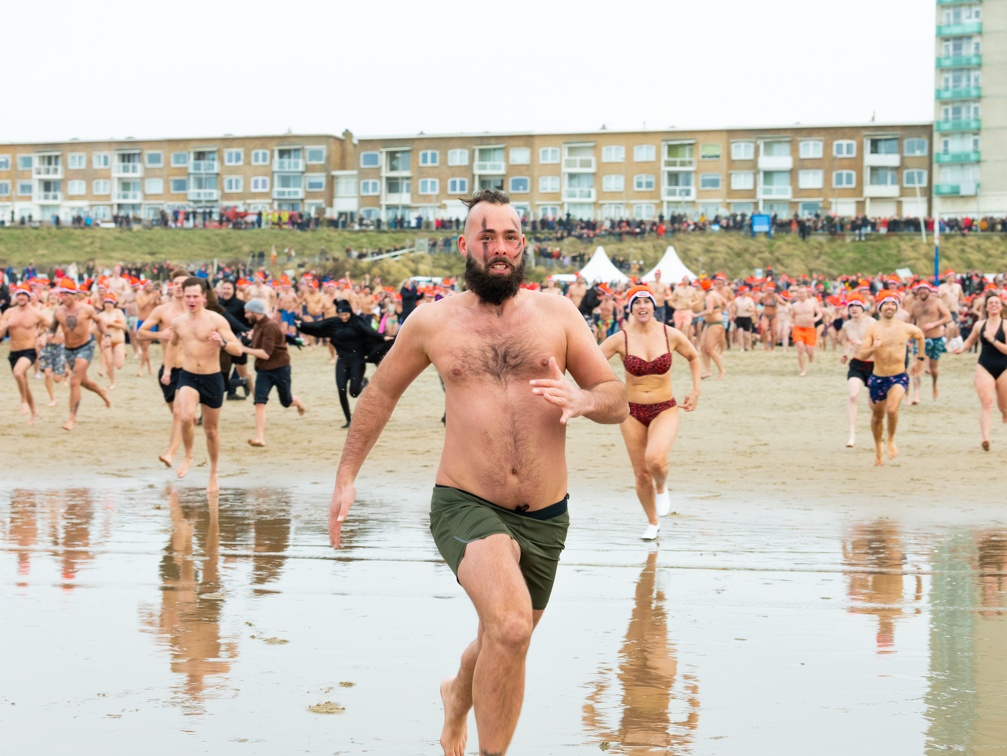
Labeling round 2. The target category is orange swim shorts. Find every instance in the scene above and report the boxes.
[792,326,817,346]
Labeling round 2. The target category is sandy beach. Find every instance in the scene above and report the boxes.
[2,341,1006,753]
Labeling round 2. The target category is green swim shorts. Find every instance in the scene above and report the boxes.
[429,485,570,610]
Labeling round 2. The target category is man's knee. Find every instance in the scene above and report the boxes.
[483,609,534,653]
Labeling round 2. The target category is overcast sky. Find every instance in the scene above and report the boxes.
[8,0,936,143]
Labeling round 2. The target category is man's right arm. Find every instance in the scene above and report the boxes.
[138,306,167,341]
[330,309,434,548]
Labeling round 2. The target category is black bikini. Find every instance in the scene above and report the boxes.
[978,319,1007,380]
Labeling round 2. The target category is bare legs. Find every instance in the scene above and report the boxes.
[700,325,726,379]
[248,396,305,448]
[975,366,1007,450]
[847,377,865,447]
[620,409,678,534]
[869,384,905,466]
[12,356,36,424]
[62,358,110,431]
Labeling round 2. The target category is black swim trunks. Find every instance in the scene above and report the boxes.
[157,365,181,403]
[8,348,38,371]
[176,369,225,409]
[847,357,874,384]
[253,365,294,407]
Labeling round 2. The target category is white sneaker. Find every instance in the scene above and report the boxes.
[641,523,661,541]
[655,489,671,517]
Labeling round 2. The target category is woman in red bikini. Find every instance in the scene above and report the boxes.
[600,285,702,541]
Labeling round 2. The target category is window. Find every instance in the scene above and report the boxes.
[539,147,560,164]
[17,181,32,195]
[419,150,439,167]
[869,138,899,155]
[306,147,325,164]
[144,151,162,168]
[224,176,243,193]
[509,147,531,165]
[509,176,529,193]
[416,178,437,195]
[385,177,410,194]
[92,152,110,169]
[360,179,379,195]
[251,176,270,192]
[762,140,790,157]
[305,174,325,192]
[904,169,927,187]
[731,142,754,160]
[634,174,655,191]
[145,178,163,194]
[868,167,898,186]
[448,177,468,194]
[93,179,111,194]
[700,173,721,190]
[67,180,86,195]
[333,175,356,196]
[602,145,625,163]
[799,140,823,159]
[798,170,823,189]
[833,170,856,188]
[602,175,624,192]
[251,149,269,166]
[730,171,754,190]
[17,155,33,171]
[700,144,721,160]
[448,149,468,166]
[68,153,86,170]
[224,149,243,166]
[634,145,656,162]
[832,140,855,158]
[633,203,655,220]
[0,155,9,171]
[168,178,186,193]
[904,138,928,157]
[360,152,380,168]
[539,175,559,193]
[0,181,8,196]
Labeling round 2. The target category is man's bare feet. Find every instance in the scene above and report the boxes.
[910,398,920,405]
[717,371,726,380]
[27,413,36,426]
[62,420,75,431]
[207,473,219,494]
[20,402,29,416]
[440,677,469,756]
[933,387,939,400]
[159,454,173,468]
[846,436,855,448]
[109,383,116,390]
[98,389,111,408]
[888,441,899,459]
[176,456,192,479]
[47,400,57,407]
[874,452,884,467]
[798,371,807,377]
[982,440,990,451]
[247,439,266,448]
[700,373,712,380]
[296,401,306,416]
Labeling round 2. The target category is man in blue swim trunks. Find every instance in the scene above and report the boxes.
[858,291,925,466]
[328,189,628,755]
[909,281,952,401]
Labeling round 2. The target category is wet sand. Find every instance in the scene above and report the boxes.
[2,342,1006,753]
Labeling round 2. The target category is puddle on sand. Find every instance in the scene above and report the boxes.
[1,486,1006,753]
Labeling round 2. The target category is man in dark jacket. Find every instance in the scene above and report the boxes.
[399,279,422,322]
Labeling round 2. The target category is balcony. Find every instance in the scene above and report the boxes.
[937,0,981,4]
[864,153,901,168]
[936,54,981,68]
[864,184,900,198]
[936,85,981,100]
[188,189,220,202]
[188,160,219,174]
[936,22,982,36]
[757,186,792,199]
[936,151,981,164]
[33,164,63,179]
[936,118,981,132]
[381,192,410,204]
[34,191,62,202]
[474,161,506,174]
[662,157,696,171]
[662,186,696,201]
[757,155,793,171]
[112,162,143,177]
[562,157,596,172]
[115,191,143,202]
[934,182,979,196]
[273,158,305,172]
[563,188,596,202]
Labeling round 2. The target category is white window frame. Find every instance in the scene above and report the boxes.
[67,179,86,196]
[509,147,531,165]
[17,181,32,196]
[904,169,928,188]
[602,145,625,163]
[539,147,560,164]
[418,178,439,195]
[799,140,823,159]
[832,170,856,188]
[700,144,722,160]
[144,151,163,168]
[67,153,86,170]
[419,150,439,167]
[730,171,754,190]
[904,138,928,157]
[602,174,625,192]
[539,176,559,193]
[224,149,244,167]
[731,142,755,160]
[798,169,823,189]
[833,140,856,158]
[360,152,380,168]
[0,154,9,171]
[224,176,243,193]
[171,152,188,167]
[634,174,655,191]
[168,178,186,194]
[0,181,9,196]
[304,173,325,192]
[633,203,655,220]
[359,179,379,196]
[145,178,164,194]
[17,155,33,171]
[93,179,111,195]
[633,145,656,162]
[447,149,468,166]
[92,152,110,169]
[447,177,468,194]
[508,176,530,194]
[251,149,269,166]
[305,146,326,164]
[699,173,721,190]
[251,176,270,193]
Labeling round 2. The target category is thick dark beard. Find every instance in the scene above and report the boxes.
[464,255,525,306]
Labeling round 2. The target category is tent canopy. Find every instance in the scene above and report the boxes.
[578,246,630,285]
[642,246,696,283]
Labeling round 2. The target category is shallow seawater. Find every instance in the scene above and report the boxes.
[1,484,1006,755]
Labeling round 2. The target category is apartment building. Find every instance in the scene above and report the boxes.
[933,0,1007,216]
[0,123,932,225]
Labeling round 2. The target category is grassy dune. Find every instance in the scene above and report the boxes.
[2,226,1005,282]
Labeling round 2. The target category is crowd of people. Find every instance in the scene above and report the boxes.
[3,188,1007,755]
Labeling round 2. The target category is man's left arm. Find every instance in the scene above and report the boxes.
[208,314,244,356]
[244,325,276,361]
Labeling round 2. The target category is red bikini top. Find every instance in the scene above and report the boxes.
[622,327,672,377]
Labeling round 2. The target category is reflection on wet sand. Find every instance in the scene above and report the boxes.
[842,520,923,653]
[583,550,699,753]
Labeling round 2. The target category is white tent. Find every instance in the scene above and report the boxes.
[578,246,630,285]
[642,246,697,283]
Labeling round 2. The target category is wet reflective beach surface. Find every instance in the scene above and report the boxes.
[2,483,1006,754]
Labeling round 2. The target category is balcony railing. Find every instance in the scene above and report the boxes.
[936,54,981,68]
[34,191,62,202]
[662,157,696,170]
[474,161,505,174]
[757,186,792,199]
[936,21,982,36]
[757,155,793,171]
[864,153,901,168]
[115,191,143,202]
[936,85,981,100]
[113,162,143,176]
[563,157,596,172]
[188,189,220,202]
[33,164,63,178]
[934,182,979,196]
[937,0,981,5]
[273,159,305,172]
[864,184,900,198]
[936,151,981,164]
[661,186,696,200]
[381,192,410,204]
[936,118,980,132]
[562,188,596,201]
[189,160,219,173]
